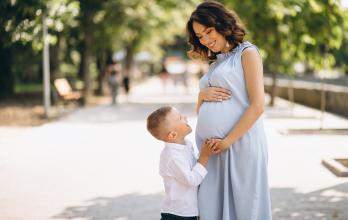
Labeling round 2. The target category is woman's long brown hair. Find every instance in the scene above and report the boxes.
[186,1,246,60]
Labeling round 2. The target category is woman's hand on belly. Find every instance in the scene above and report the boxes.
[199,86,231,102]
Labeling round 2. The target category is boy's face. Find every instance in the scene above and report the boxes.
[165,108,192,138]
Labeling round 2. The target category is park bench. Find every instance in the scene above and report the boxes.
[53,78,82,104]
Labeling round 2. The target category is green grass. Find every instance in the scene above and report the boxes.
[15,83,43,94]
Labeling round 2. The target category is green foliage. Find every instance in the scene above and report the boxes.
[15,83,42,93]
[333,8,348,74]
[0,0,80,84]
[2,0,347,98]
[0,0,78,49]
[221,0,346,74]
[99,0,200,60]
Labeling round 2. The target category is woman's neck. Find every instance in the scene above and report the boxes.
[221,42,236,53]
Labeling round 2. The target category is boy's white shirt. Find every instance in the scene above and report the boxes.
[159,139,207,217]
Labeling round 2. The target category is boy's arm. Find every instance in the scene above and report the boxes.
[197,154,209,167]
[197,139,216,166]
[167,157,207,187]
[167,140,215,187]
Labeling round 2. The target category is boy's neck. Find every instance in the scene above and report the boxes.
[167,138,186,145]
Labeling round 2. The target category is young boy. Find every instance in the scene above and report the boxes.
[146,106,215,220]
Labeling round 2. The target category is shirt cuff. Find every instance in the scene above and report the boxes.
[193,162,208,178]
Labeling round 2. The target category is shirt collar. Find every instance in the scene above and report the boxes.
[165,139,191,150]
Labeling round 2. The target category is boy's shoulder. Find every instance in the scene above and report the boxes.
[160,141,189,157]
[163,140,192,152]
[160,143,180,158]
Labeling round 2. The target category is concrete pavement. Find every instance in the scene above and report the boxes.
[0,76,347,220]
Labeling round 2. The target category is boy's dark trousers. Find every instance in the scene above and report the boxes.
[161,213,198,220]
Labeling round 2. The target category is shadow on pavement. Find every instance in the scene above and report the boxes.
[271,182,348,220]
[54,183,348,220]
[54,192,163,220]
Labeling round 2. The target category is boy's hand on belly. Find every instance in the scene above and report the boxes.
[209,138,230,153]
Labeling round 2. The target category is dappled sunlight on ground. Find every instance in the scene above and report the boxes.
[0,77,347,220]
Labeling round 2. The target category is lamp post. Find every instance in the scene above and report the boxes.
[42,14,51,118]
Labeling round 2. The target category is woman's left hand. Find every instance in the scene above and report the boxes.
[209,138,231,154]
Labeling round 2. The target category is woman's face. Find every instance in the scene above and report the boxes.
[192,21,228,53]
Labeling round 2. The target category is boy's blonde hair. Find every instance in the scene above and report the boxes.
[147,106,173,140]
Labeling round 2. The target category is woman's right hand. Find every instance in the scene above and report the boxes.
[199,87,231,102]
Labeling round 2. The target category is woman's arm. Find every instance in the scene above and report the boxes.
[215,47,265,150]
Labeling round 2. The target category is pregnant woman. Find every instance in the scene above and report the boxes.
[186,1,272,220]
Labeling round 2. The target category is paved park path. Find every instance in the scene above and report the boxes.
[0,77,347,220]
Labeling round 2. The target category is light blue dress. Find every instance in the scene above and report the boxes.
[195,41,272,220]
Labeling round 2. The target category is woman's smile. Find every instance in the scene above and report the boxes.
[207,40,216,49]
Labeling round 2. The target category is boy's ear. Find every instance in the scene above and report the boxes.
[167,131,177,141]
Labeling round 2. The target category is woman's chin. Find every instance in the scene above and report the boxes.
[211,47,221,53]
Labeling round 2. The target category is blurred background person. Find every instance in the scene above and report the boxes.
[107,60,121,105]
[122,73,130,99]
[159,59,170,92]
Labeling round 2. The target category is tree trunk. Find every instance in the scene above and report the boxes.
[96,49,112,95]
[95,52,105,96]
[124,44,134,77]
[269,25,281,107]
[269,71,277,106]
[77,42,84,80]
[288,77,295,109]
[123,44,134,95]
[50,33,62,79]
[79,2,94,105]
[81,32,92,104]
[0,46,14,98]
[320,77,326,129]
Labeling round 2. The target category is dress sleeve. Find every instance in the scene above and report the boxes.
[240,42,260,55]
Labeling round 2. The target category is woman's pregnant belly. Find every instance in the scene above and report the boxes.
[196,99,246,139]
